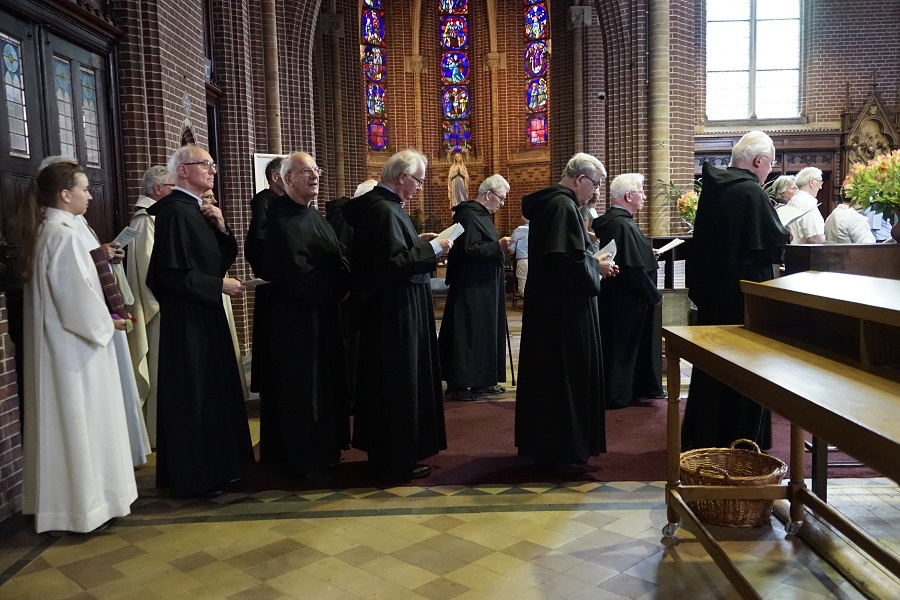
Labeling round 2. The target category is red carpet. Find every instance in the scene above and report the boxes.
[234,398,879,492]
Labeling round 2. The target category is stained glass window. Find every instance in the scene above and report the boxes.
[366,84,386,117]
[368,118,388,151]
[439,2,471,152]
[524,1,550,148]
[80,67,101,167]
[440,16,469,50]
[361,10,384,46]
[1,32,29,158]
[53,56,77,159]
[361,1,388,150]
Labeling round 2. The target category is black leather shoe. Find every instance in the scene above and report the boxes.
[551,460,589,474]
[445,388,477,401]
[472,385,506,395]
[410,464,433,479]
[304,469,334,482]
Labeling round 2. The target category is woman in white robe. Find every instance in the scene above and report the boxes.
[20,162,137,534]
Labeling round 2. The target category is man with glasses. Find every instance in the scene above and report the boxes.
[439,174,513,402]
[682,130,789,452]
[125,165,174,448]
[592,173,665,410]
[516,152,614,475]
[253,152,350,481]
[147,144,253,497]
[343,148,451,481]
[786,167,826,244]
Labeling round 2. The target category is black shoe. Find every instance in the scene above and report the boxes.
[472,385,506,395]
[376,464,433,481]
[445,388,476,401]
[551,460,589,474]
[304,469,334,482]
[640,392,668,400]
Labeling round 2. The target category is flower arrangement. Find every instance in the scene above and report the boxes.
[842,149,900,219]
[660,179,702,228]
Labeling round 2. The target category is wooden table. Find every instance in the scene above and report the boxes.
[663,272,900,599]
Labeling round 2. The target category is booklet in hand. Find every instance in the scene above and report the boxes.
[595,238,617,262]
[655,238,685,255]
[437,223,465,243]
[775,203,819,228]
[242,278,269,289]
[112,226,140,248]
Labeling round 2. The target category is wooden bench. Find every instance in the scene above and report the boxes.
[662,271,900,599]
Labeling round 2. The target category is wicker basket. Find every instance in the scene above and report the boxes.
[680,439,787,527]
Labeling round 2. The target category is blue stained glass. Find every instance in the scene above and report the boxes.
[442,120,470,151]
[362,46,387,82]
[361,10,385,46]
[2,42,20,77]
[525,4,549,39]
[54,58,71,97]
[441,86,471,119]
[363,0,383,7]
[440,52,469,84]
[368,118,388,151]
[439,0,467,14]
[524,41,549,77]
[525,77,548,112]
[80,70,96,103]
[440,16,469,50]
[366,84,386,116]
[524,0,544,5]
[526,113,548,147]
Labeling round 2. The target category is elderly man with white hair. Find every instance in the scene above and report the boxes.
[343,148,452,481]
[592,173,665,410]
[515,152,616,474]
[147,144,253,497]
[440,174,513,402]
[787,167,827,244]
[682,130,789,452]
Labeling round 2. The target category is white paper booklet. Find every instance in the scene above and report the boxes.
[595,238,617,261]
[437,222,465,243]
[776,203,819,228]
[112,226,140,248]
[656,238,685,255]
[242,278,269,289]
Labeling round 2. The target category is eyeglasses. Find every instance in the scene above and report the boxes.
[408,173,425,188]
[298,167,324,177]
[159,183,175,188]
[488,190,506,204]
[585,175,603,191]
[184,161,217,171]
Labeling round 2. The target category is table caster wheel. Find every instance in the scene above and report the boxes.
[662,523,679,537]
[785,521,802,536]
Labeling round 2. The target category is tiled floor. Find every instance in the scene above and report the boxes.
[1,310,897,599]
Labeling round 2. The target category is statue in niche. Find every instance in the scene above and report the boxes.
[447,149,470,208]
[849,120,891,164]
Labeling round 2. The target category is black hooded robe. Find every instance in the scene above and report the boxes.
[681,163,789,450]
[146,190,254,495]
[342,186,447,475]
[244,187,279,459]
[438,201,507,390]
[515,185,605,464]
[255,196,351,476]
[592,207,664,409]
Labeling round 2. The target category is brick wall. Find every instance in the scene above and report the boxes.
[0,296,23,523]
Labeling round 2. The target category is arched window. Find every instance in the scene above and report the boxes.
[524,0,550,148]
[362,0,388,151]
[439,0,471,152]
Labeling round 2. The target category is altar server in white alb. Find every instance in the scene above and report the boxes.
[20,161,137,534]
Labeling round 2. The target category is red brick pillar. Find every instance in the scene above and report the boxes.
[0,294,23,523]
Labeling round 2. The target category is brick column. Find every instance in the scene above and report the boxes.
[0,294,23,523]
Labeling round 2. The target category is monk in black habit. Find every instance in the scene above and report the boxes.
[439,174,513,401]
[147,145,253,497]
[515,153,617,474]
[592,173,665,409]
[254,152,350,481]
[682,131,789,450]
[243,156,284,464]
[343,149,452,480]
